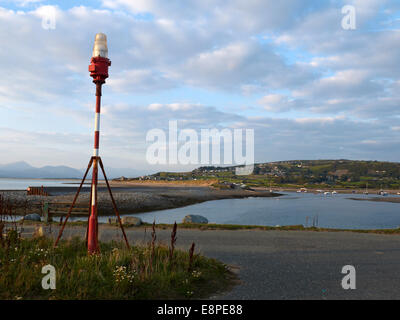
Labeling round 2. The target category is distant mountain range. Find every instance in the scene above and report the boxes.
[0,161,145,179]
[0,162,82,179]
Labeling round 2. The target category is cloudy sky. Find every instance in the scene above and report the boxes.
[0,0,399,174]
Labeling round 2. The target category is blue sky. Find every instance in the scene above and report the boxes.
[0,0,399,174]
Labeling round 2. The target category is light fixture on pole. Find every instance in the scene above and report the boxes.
[87,33,111,254]
[54,33,130,254]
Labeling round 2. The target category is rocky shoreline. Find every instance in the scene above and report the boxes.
[0,185,281,217]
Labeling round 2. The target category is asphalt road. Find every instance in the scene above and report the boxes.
[24,225,400,299]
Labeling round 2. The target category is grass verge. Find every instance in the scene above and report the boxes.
[140,223,400,235]
[0,230,234,300]
[17,220,400,235]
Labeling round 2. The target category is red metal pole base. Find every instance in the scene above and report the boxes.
[87,155,100,255]
[87,211,99,254]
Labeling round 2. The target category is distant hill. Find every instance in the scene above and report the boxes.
[195,160,400,177]
[0,161,146,179]
[194,160,400,188]
[141,160,400,189]
[0,161,82,179]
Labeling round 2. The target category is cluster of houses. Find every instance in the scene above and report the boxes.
[137,175,195,181]
[255,164,287,177]
[194,164,288,177]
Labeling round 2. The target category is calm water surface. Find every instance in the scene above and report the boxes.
[0,178,79,190]
[4,179,399,230]
[111,192,400,230]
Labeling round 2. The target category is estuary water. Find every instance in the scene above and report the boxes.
[3,178,399,230]
[0,178,79,190]
[116,192,400,230]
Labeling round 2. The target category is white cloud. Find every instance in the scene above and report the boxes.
[10,0,43,7]
[109,69,176,93]
[258,94,292,112]
[0,1,399,168]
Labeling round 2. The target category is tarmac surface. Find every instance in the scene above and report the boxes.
[23,225,400,300]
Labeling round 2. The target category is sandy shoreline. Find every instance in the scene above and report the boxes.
[253,186,400,195]
[110,181,400,195]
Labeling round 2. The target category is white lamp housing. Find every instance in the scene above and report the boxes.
[92,33,108,58]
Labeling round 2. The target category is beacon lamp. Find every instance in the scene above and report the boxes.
[54,33,130,255]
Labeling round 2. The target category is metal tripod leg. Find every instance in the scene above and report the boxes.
[98,157,130,249]
[85,180,93,246]
[54,157,94,247]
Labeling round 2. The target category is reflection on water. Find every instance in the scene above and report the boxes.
[96,192,400,230]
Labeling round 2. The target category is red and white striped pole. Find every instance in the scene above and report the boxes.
[87,33,111,254]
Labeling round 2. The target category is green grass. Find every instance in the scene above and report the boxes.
[21,220,400,236]
[0,230,234,300]
[138,222,400,235]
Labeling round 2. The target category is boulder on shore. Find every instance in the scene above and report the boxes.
[24,213,41,222]
[182,215,208,224]
[121,216,142,226]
